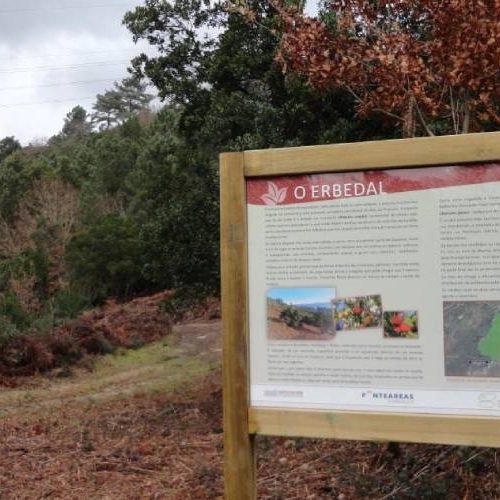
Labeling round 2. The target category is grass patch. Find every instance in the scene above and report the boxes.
[0,336,220,417]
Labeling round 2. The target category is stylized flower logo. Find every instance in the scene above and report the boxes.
[260,181,287,205]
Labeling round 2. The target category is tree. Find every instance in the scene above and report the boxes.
[120,0,397,297]
[65,214,145,301]
[274,0,500,136]
[92,76,153,130]
[91,130,140,195]
[115,76,154,115]
[61,106,92,139]
[0,152,43,220]
[128,107,221,291]
[123,0,394,151]
[120,0,400,299]
[124,0,225,104]
[0,136,21,163]
[92,91,123,130]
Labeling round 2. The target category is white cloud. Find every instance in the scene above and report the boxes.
[0,0,154,144]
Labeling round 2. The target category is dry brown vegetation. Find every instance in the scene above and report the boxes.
[275,0,500,136]
[0,291,175,379]
[0,179,80,257]
[2,319,500,498]
[267,317,330,341]
[2,318,500,499]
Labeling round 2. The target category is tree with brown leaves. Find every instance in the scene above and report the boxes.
[275,0,500,136]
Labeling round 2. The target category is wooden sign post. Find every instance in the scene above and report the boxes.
[221,131,500,499]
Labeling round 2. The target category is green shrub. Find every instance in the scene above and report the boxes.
[161,286,210,322]
[0,291,30,330]
[91,133,139,194]
[65,215,146,302]
[51,289,91,320]
[136,160,220,292]
[0,316,20,348]
[23,247,50,299]
[0,151,44,220]
[280,306,302,328]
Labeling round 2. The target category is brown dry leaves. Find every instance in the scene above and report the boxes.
[0,291,175,378]
[3,366,500,499]
[64,290,175,349]
[0,372,224,500]
[275,0,500,135]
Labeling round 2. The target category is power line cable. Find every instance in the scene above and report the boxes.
[0,60,130,74]
[0,49,139,64]
[0,96,95,108]
[0,78,122,92]
[0,3,136,14]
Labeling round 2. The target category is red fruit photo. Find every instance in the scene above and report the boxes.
[383,311,418,339]
[332,295,382,332]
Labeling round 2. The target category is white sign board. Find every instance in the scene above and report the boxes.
[247,163,500,416]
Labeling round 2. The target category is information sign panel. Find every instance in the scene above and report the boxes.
[220,132,500,500]
[247,164,500,416]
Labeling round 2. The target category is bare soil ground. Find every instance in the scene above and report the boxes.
[267,318,335,341]
[267,303,335,341]
[1,320,500,499]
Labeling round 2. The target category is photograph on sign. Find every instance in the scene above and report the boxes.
[247,163,500,416]
[267,287,336,341]
[332,295,383,332]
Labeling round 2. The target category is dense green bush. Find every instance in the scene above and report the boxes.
[91,132,140,195]
[50,289,91,321]
[280,306,302,328]
[0,152,44,220]
[65,215,146,302]
[0,291,30,331]
[138,166,220,291]
[161,286,213,322]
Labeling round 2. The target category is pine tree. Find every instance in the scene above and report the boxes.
[92,76,153,130]
[61,106,92,139]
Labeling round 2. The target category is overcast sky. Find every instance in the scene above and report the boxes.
[0,0,319,145]
[0,0,155,144]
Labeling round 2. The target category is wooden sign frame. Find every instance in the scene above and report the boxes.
[220,131,500,499]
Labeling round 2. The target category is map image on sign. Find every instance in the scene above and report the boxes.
[444,301,500,377]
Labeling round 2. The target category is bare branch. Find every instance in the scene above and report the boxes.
[449,87,458,135]
[414,97,435,137]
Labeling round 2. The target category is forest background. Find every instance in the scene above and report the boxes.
[0,0,497,375]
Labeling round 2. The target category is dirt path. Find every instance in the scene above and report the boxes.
[0,320,221,418]
[0,320,224,500]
